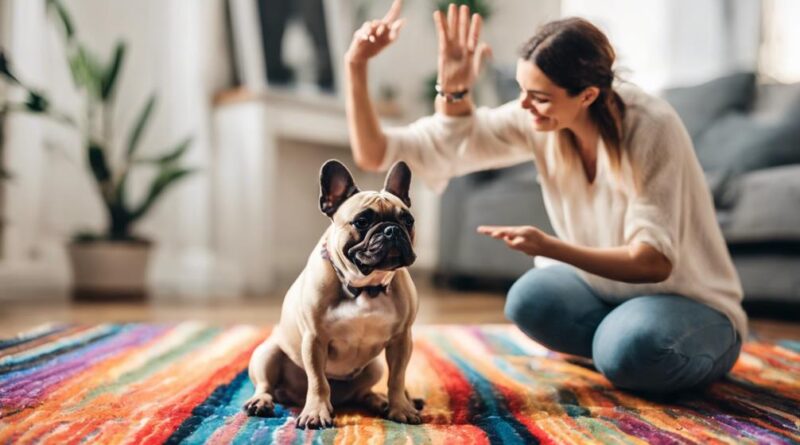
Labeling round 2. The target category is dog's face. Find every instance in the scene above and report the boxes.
[319,160,416,276]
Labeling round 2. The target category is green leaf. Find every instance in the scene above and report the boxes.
[81,46,104,98]
[102,42,126,100]
[130,166,196,222]
[67,51,85,88]
[134,136,193,165]
[126,95,157,159]
[46,0,75,40]
[0,49,21,84]
[88,143,111,183]
[67,46,103,97]
[25,91,50,113]
[113,171,128,207]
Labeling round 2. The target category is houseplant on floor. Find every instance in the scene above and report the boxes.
[46,0,195,299]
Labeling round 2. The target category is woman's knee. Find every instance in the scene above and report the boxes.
[504,266,570,326]
[592,297,739,394]
[592,323,680,393]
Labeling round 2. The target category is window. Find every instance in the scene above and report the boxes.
[759,0,800,82]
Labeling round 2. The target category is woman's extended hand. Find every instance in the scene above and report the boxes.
[477,225,555,257]
[345,0,406,65]
[434,4,491,92]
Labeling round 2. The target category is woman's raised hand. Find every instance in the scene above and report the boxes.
[434,4,491,93]
[346,0,406,65]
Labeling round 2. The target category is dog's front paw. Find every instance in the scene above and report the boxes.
[243,393,275,417]
[386,400,421,424]
[296,401,334,429]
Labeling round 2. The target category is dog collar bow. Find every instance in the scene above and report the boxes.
[320,242,387,299]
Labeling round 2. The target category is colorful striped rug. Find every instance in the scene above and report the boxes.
[0,323,798,444]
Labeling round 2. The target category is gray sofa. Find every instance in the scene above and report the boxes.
[435,72,800,314]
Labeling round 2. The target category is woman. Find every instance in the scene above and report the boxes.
[344,1,746,394]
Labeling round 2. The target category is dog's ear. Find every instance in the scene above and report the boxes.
[383,161,412,207]
[320,160,359,218]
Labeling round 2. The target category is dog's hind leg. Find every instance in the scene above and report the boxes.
[333,359,389,415]
[243,336,284,417]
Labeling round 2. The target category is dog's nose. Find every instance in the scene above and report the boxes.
[383,225,399,239]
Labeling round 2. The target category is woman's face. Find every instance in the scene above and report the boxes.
[515,59,597,132]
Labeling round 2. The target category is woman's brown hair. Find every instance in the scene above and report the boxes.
[520,17,626,175]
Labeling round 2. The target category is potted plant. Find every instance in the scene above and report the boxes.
[44,0,196,299]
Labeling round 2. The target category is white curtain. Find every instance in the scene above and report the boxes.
[759,0,800,83]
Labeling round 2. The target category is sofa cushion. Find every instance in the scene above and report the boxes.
[693,112,753,172]
[720,164,800,242]
[662,72,756,140]
[675,80,800,206]
[697,107,800,172]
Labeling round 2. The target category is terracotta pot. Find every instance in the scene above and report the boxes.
[67,240,152,300]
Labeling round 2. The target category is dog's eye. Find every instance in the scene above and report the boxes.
[400,213,414,228]
[353,217,370,230]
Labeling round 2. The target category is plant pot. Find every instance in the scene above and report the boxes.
[67,240,152,301]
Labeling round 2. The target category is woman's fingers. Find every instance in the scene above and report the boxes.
[478,225,517,233]
[362,18,400,44]
[467,13,482,51]
[388,18,406,41]
[476,225,493,235]
[478,226,533,240]
[447,4,458,43]
[382,0,402,23]
[433,10,448,50]
[473,42,492,77]
[477,226,510,238]
[355,21,371,41]
[508,237,525,247]
[458,5,469,47]
[366,20,380,42]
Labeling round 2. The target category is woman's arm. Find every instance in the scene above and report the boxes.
[478,225,673,283]
[547,238,673,283]
[345,59,388,171]
[344,2,491,170]
[344,1,405,171]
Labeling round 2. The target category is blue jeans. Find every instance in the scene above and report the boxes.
[505,265,742,394]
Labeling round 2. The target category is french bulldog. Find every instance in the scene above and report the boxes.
[243,159,422,429]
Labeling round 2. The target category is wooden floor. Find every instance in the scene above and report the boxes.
[2,279,799,342]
